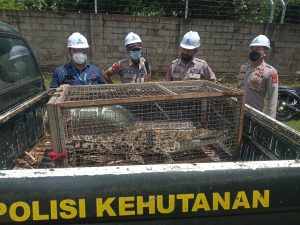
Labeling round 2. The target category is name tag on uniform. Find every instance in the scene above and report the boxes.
[190,68,201,74]
[122,69,134,78]
[188,73,201,79]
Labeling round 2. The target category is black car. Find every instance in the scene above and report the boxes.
[0,21,47,169]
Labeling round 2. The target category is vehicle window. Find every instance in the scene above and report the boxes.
[0,37,40,90]
[0,36,43,113]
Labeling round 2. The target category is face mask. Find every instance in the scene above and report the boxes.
[181,54,193,63]
[73,52,87,64]
[130,51,141,60]
[14,61,27,73]
[248,51,261,62]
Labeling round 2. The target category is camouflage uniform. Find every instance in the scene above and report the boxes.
[107,57,151,83]
[238,60,279,118]
[166,58,216,81]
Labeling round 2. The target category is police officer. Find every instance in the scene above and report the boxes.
[50,32,106,88]
[104,32,151,83]
[238,34,278,118]
[166,31,216,81]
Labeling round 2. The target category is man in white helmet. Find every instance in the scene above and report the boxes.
[50,32,106,88]
[166,31,216,81]
[237,34,278,118]
[104,32,151,83]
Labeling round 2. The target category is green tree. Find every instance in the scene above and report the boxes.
[233,0,272,22]
[0,0,299,23]
[20,0,78,11]
[283,0,300,23]
[98,0,185,17]
[0,0,23,9]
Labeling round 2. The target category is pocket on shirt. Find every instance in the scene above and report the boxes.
[172,73,181,80]
[88,77,99,84]
[249,76,263,91]
[63,75,80,85]
[122,69,134,79]
[64,74,76,80]
[123,73,134,79]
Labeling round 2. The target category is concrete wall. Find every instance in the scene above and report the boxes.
[0,9,299,80]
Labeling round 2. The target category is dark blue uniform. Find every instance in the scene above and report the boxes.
[50,63,106,88]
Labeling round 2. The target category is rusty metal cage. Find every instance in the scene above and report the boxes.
[47,81,245,167]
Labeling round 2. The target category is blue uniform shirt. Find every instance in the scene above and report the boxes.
[50,63,106,88]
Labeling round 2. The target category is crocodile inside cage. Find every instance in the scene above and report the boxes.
[47,81,245,167]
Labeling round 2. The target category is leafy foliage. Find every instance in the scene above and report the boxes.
[98,0,186,17]
[233,0,271,22]
[0,0,23,10]
[0,0,299,23]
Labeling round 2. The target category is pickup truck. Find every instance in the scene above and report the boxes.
[0,21,300,225]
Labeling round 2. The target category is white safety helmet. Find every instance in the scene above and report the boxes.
[249,35,270,49]
[9,45,30,60]
[180,31,201,50]
[67,32,89,48]
[124,32,142,47]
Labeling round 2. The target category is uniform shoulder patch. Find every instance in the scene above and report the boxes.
[111,62,121,72]
[271,71,278,83]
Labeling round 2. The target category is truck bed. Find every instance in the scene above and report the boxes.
[15,103,300,170]
[1,93,300,225]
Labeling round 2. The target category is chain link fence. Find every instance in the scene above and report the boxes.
[0,0,299,24]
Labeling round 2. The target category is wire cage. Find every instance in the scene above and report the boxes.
[47,81,245,167]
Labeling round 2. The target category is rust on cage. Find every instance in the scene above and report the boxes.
[47,81,245,168]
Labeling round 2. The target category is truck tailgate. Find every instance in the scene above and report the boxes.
[0,160,300,225]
